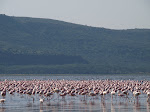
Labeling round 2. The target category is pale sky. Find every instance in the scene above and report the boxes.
[0,0,150,29]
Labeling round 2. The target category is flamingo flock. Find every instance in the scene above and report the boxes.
[0,79,150,105]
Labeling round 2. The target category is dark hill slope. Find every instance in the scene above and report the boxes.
[0,14,150,74]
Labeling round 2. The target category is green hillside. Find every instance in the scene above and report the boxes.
[0,14,150,74]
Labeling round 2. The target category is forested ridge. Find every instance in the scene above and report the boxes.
[0,14,150,74]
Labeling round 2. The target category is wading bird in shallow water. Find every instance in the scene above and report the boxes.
[1,91,6,97]
[146,91,150,102]
[0,99,5,106]
[39,98,44,103]
[1,79,150,106]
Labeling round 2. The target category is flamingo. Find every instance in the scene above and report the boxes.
[0,99,5,103]
[39,98,44,103]
[0,99,5,106]
[111,91,116,95]
[1,91,6,97]
[146,91,150,102]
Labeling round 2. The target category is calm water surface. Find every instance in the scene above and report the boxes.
[0,74,150,112]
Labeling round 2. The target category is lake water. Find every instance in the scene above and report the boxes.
[0,74,150,112]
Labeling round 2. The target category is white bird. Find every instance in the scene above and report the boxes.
[0,99,5,104]
[111,91,116,95]
[147,91,150,102]
[39,98,44,103]
[147,91,150,96]
[103,91,107,95]
[133,91,141,97]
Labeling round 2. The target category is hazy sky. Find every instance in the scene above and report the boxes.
[0,0,150,29]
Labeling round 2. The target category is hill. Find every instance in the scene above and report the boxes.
[0,14,150,74]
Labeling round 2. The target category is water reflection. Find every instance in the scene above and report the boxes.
[0,74,150,112]
[147,102,150,112]
[0,107,6,112]
[101,100,107,112]
[111,102,116,112]
[1,94,149,112]
[133,101,141,112]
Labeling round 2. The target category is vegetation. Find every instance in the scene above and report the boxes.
[0,14,150,74]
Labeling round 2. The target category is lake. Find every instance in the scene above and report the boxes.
[0,74,150,112]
